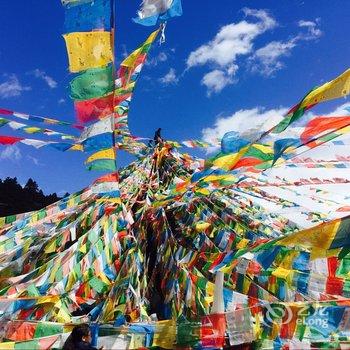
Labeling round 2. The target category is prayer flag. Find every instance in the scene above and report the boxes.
[63,32,113,73]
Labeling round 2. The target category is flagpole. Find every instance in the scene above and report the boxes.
[111,0,118,172]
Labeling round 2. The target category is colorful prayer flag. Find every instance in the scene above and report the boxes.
[63,32,113,73]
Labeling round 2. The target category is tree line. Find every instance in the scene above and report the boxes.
[0,177,68,217]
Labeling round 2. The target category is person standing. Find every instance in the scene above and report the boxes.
[63,324,104,350]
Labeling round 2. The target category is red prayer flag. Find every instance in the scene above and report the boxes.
[201,313,226,348]
[0,108,13,115]
[6,321,36,341]
[94,172,119,184]
[39,335,60,350]
[75,94,114,123]
[0,135,24,145]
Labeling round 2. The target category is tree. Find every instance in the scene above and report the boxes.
[0,177,62,217]
[24,178,39,194]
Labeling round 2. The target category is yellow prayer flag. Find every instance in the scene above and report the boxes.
[271,322,279,339]
[253,143,273,154]
[121,30,159,68]
[70,144,84,151]
[310,247,341,260]
[280,250,299,270]
[243,276,250,294]
[301,69,350,107]
[195,222,211,232]
[96,197,121,204]
[44,240,57,254]
[24,127,41,133]
[206,281,215,296]
[63,32,113,73]
[99,272,111,285]
[55,307,71,323]
[36,295,60,305]
[152,320,176,349]
[30,214,38,224]
[66,272,77,291]
[49,264,60,283]
[0,341,15,349]
[236,238,249,249]
[211,145,250,170]
[129,334,145,349]
[278,219,340,250]
[86,148,115,164]
[79,244,87,254]
[203,174,237,183]
[194,188,210,196]
[272,267,291,279]
[0,217,5,228]
[101,299,117,321]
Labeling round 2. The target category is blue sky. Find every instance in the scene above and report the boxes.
[0,0,349,196]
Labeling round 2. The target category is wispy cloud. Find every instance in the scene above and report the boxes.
[0,145,22,161]
[298,19,322,40]
[58,98,66,104]
[249,40,297,76]
[187,9,323,94]
[0,74,31,99]
[159,68,179,85]
[121,44,128,59]
[249,19,322,76]
[58,190,69,197]
[146,51,168,66]
[27,155,42,166]
[29,69,57,89]
[186,8,277,95]
[201,66,238,96]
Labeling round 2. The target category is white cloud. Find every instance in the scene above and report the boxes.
[298,19,322,40]
[201,67,237,95]
[31,69,57,88]
[187,8,276,69]
[147,51,168,66]
[157,52,168,62]
[328,102,350,116]
[0,145,22,161]
[186,8,276,94]
[159,68,179,85]
[249,39,297,76]
[27,155,41,166]
[58,98,66,104]
[0,74,31,99]
[292,101,350,129]
[121,44,128,58]
[250,19,322,77]
[187,10,323,91]
[202,107,288,147]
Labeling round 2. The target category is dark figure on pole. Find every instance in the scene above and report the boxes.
[154,128,163,145]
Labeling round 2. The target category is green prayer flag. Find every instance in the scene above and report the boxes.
[70,65,114,101]
[177,321,200,347]
[0,118,9,127]
[27,284,40,297]
[89,276,108,293]
[34,322,63,338]
[6,215,16,224]
[86,159,116,172]
[14,340,39,350]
